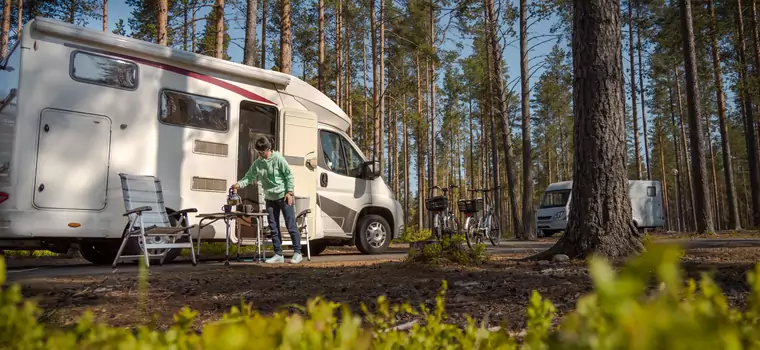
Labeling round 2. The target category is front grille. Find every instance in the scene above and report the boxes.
[537,216,552,220]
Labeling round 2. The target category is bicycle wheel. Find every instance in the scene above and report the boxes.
[488,214,502,246]
[448,216,461,238]
[465,217,482,249]
[432,213,442,240]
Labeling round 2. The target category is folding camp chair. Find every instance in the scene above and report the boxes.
[257,196,313,261]
[113,173,198,268]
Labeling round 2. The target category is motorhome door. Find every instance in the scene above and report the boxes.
[237,101,278,210]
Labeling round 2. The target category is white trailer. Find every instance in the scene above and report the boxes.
[0,17,404,264]
[534,180,665,237]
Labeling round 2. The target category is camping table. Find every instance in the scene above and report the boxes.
[195,212,269,265]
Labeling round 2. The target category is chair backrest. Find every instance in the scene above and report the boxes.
[119,173,171,228]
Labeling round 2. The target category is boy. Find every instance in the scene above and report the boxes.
[231,137,302,264]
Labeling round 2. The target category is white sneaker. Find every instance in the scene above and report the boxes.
[290,253,303,264]
[265,254,284,264]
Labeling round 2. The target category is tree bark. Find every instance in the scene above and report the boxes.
[520,0,534,239]
[336,0,342,107]
[103,0,108,32]
[158,0,169,45]
[486,0,521,237]
[214,0,225,58]
[668,74,685,232]
[16,0,22,37]
[531,0,642,260]
[636,1,650,180]
[736,0,760,227]
[363,36,369,152]
[1,0,10,61]
[656,117,670,230]
[317,0,325,91]
[243,0,258,65]
[628,0,641,179]
[403,89,409,225]
[674,68,696,231]
[429,0,437,192]
[261,0,266,67]
[279,0,291,73]
[416,54,424,229]
[191,0,197,52]
[707,0,739,229]
[345,11,351,135]
[371,0,379,163]
[379,0,386,166]
[679,0,713,233]
[183,0,188,50]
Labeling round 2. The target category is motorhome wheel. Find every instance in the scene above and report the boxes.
[355,214,391,255]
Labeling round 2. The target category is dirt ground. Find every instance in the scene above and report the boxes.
[12,244,760,333]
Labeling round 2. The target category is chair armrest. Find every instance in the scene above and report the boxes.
[296,209,312,219]
[168,208,199,217]
[123,206,152,217]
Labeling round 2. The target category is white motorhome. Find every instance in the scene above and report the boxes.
[535,180,665,237]
[0,17,404,264]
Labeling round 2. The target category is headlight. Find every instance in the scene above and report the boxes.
[553,211,566,220]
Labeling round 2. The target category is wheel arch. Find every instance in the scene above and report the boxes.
[354,206,395,238]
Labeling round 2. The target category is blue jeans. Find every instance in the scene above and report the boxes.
[266,197,301,255]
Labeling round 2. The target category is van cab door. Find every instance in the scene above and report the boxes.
[316,129,370,237]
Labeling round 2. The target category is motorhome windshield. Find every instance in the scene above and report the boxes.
[539,189,571,208]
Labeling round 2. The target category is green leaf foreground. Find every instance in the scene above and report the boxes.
[3,244,760,349]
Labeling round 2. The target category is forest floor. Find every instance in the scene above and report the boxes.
[9,232,760,333]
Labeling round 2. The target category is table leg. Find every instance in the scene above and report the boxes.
[224,217,230,266]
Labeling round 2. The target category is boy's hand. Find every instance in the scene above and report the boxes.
[285,192,293,206]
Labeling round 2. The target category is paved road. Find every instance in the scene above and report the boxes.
[5,238,760,282]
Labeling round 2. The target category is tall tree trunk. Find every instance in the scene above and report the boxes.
[191,0,197,52]
[429,0,437,191]
[158,0,168,45]
[261,0,266,67]
[1,0,9,60]
[657,117,670,231]
[16,0,22,36]
[486,0,521,237]
[279,0,291,73]
[403,89,409,225]
[379,0,386,168]
[675,68,696,230]
[336,1,342,108]
[708,0,739,229]
[243,0,258,66]
[345,13,351,135]
[533,0,642,260]
[679,0,713,233]
[214,0,225,58]
[371,0,380,164]
[183,0,188,50]
[736,0,760,228]
[706,113,720,230]
[628,0,641,179]
[520,0,534,239]
[416,54,425,229]
[317,0,325,91]
[668,74,685,232]
[69,0,75,23]
[636,1,650,180]
[363,37,369,153]
[103,0,108,32]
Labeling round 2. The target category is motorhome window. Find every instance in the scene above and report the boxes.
[540,189,571,208]
[341,136,365,178]
[159,90,229,132]
[647,186,656,197]
[319,130,348,176]
[70,51,138,90]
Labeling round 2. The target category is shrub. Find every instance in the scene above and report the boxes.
[394,227,433,243]
[3,244,760,349]
[405,234,489,266]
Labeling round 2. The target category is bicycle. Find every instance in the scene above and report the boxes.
[425,184,461,240]
[461,182,502,248]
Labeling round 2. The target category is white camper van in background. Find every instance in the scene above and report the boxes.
[0,17,404,264]
[535,180,665,237]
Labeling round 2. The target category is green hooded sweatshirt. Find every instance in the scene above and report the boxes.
[236,151,295,201]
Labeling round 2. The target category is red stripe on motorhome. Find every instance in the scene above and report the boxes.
[95,49,277,106]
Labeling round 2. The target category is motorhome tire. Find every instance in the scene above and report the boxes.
[355,214,391,255]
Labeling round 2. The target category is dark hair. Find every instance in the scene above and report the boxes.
[254,137,272,152]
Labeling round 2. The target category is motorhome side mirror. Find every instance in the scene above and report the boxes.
[363,160,381,180]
